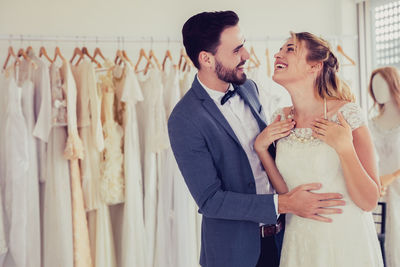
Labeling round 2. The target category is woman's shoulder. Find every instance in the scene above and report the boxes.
[330,100,365,130]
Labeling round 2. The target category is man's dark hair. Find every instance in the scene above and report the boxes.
[182,11,239,69]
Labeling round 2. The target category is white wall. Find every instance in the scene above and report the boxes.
[0,0,362,105]
[0,0,354,37]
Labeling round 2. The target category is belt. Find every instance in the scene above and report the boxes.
[260,216,284,238]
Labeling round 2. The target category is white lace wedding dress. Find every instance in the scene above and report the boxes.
[274,103,383,267]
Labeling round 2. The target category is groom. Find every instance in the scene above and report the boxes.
[168,11,345,267]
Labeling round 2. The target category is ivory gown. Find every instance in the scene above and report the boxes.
[274,103,383,267]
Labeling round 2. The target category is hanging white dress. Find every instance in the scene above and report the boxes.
[3,73,30,267]
[179,68,196,98]
[61,59,93,267]
[369,120,400,267]
[137,68,169,267]
[113,63,146,267]
[99,72,124,206]
[72,60,104,212]
[275,103,383,267]
[17,61,41,267]
[0,70,10,265]
[93,64,123,267]
[157,66,179,267]
[160,66,201,267]
[42,62,73,267]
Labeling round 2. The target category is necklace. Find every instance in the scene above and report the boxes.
[286,98,327,143]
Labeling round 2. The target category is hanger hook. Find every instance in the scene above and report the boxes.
[9,34,12,46]
[151,36,154,50]
[96,36,98,46]
[122,36,125,50]
[20,34,23,47]
[167,36,170,49]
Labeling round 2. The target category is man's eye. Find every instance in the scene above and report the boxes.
[287,47,294,52]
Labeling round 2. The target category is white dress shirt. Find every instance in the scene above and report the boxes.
[197,76,278,219]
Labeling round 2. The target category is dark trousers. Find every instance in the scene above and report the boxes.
[256,226,284,267]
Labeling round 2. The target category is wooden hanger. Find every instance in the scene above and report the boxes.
[17,48,37,68]
[93,47,106,62]
[122,50,134,67]
[249,46,261,67]
[162,49,173,71]
[18,48,30,60]
[178,48,193,71]
[114,49,129,67]
[265,48,271,77]
[70,47,83,64]
[76,47,102,67]
[337,45,356,66]
[144,50,161,74]
[25,46,34,55]
[3,46,21,70]
[39,46,54,63]
[114,49,122,64]
[134,48,153,72]
[53,46,65,62]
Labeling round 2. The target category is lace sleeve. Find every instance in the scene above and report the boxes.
[269,107,285,123]
[337,103,366,130]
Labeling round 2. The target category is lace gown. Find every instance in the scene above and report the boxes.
[42,63,73,267]
[274,103,383,267]
[369,120,400,267]
[113,63,146,267]
[137,68,170,267]
[61,60,93,267]
[3,73,30,267]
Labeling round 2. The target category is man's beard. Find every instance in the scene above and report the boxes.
[215,59,247,85]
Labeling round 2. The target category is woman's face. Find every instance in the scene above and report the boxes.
[272,38,313,87]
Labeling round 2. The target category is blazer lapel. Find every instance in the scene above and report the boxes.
[202,99,241,145]
[235,84,267,131]
[191,77,241,146]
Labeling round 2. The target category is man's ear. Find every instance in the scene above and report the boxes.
[198,51,213,69]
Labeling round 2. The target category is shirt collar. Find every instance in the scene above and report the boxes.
[197,75,234,104]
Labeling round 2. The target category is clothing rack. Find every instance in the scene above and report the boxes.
[0,34,359,44]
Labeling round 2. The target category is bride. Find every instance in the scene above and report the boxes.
[254,32,384,267]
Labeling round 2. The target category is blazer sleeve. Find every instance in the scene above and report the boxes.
[168,112,277,225]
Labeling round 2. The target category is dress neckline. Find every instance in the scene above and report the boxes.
[284,101,352,130]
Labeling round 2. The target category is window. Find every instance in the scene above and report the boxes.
[372,0,400,68]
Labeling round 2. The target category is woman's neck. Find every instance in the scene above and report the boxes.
[375,99,400,130]
[288,85,325,128]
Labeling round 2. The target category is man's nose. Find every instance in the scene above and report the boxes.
[242,47,250,60]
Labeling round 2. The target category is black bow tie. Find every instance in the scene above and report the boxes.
[220,86,239,105]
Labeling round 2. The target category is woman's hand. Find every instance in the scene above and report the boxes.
[311,112,353,154]
[254,115,295,153]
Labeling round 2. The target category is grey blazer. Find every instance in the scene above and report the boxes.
[168,77,280,267]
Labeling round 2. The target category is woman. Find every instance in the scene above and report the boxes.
[254,32,383,266]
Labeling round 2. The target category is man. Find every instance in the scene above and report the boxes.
[168,11,345,267]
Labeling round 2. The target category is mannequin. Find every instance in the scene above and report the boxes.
[368,66,400,267]
[371,72,400,131]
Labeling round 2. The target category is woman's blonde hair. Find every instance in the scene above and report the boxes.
[291,32,355,102]
[368,66,400,115]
